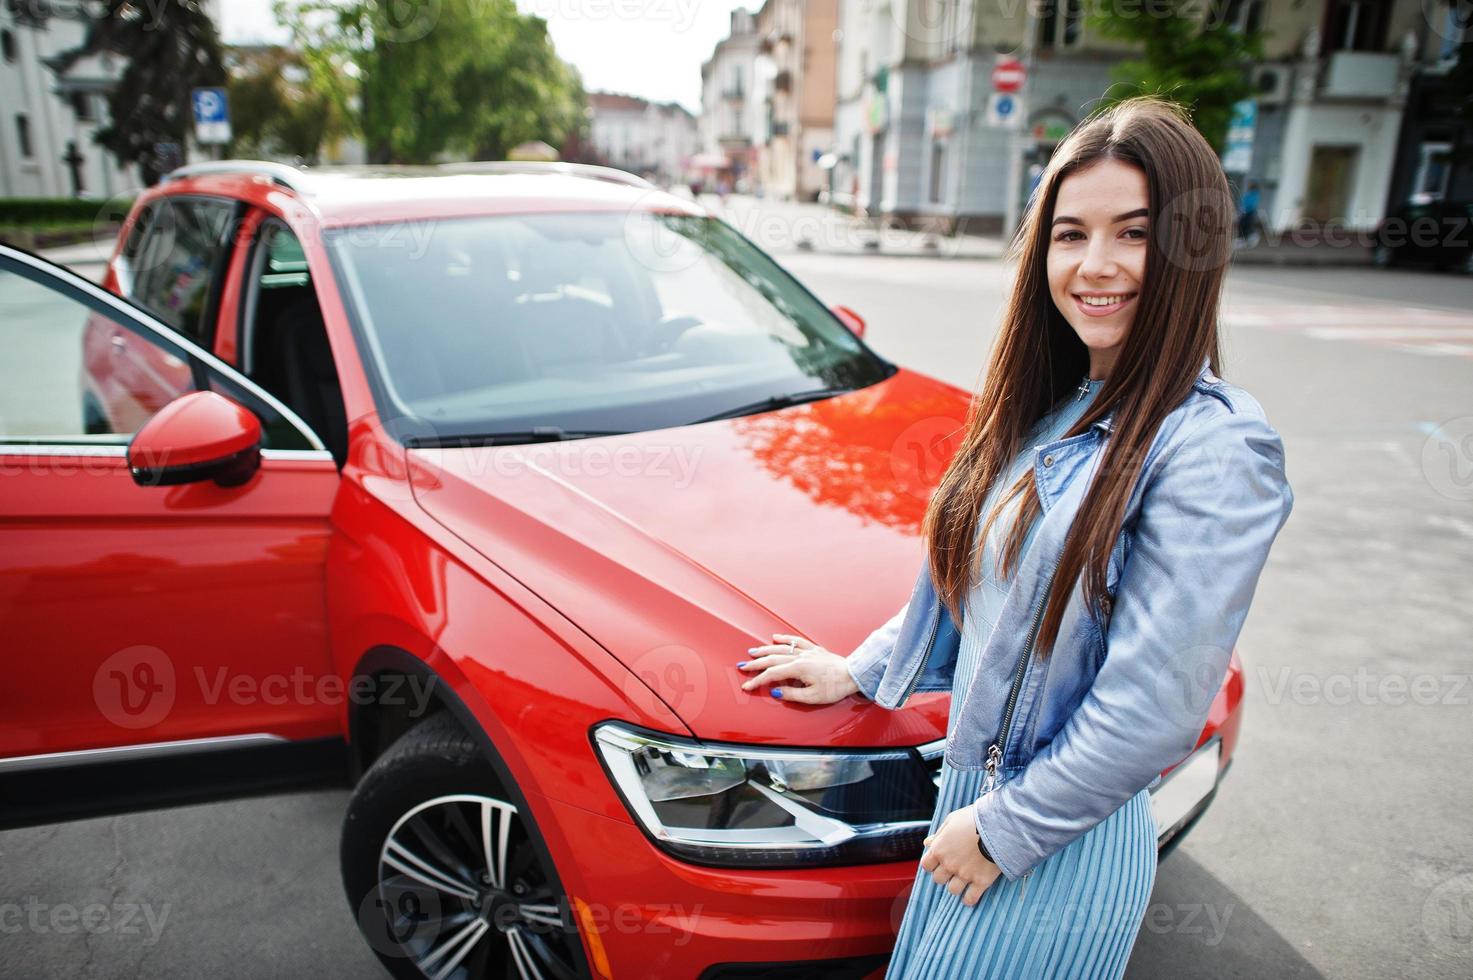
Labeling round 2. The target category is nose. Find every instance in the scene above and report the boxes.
[1078,234,1119,281]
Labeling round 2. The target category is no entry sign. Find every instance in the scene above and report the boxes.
[992,57,1025,93]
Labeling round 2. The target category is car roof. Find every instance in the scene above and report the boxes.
[156,161,705,227]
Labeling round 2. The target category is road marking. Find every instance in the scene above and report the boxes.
[1224,303,1473,359]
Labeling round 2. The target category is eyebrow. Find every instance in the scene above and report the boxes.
[1051,208,1150,227]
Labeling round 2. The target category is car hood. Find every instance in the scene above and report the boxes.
[408,369,969,747]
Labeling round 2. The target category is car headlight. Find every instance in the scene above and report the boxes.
[592,722,939,867]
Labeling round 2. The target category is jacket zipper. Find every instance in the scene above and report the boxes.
[983,550,1064,898]
[898,603,942,704]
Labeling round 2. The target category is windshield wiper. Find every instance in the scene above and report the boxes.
[405,426,630,448]
[690,386,856,425]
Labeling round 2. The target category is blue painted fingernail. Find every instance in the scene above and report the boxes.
[737,661,748,667]
[771,688,783,699]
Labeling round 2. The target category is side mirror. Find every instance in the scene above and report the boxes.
[831,304,866,339]
[128,391,262,488]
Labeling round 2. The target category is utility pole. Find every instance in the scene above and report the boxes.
[1001,5,1037,244]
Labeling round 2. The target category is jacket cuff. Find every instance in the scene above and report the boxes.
[844,644,886,702]
[972,789,1029,882]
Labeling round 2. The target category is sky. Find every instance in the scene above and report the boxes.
[214,0,762,114]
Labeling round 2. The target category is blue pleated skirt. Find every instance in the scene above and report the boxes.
[886,776,1157,980]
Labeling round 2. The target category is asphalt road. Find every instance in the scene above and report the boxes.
[4,238,1471,979]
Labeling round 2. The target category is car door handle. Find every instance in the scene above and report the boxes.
[110,335,127,354]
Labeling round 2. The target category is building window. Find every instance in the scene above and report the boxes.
[1413,142,1452,201]
[1323,0,1390,54]
[72,92,96,122]
[16,114,33,159]
[1,29,15,63]
[1038,0,1082,50]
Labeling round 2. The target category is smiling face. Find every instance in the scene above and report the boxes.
[1046,158,1151,379]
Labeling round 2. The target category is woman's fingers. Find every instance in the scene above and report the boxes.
[740,660,806,691]
[736,652,798,673]
[962,882,985,906]
[946,877,967,897]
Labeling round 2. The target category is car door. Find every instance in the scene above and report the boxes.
[0,245,345,827]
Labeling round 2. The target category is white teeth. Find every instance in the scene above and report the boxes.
[1080,294,1130,307]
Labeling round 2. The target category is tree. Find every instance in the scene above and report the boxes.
[87,0,228,184]
[227,47,349,163]
[275,0,587,164]
[1088,1,1266,154]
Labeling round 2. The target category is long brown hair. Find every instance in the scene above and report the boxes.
[923,96,1233,658]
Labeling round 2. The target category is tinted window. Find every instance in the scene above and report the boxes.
[129,197,238,347]
[327,211,891,442]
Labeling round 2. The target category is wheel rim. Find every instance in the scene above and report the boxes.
[377,794,578,980]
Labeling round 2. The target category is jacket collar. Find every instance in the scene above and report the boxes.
[1088,355,1214,435]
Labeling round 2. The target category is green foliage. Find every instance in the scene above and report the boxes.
[275,0,587,164]
[1088,1,1265,153]
[228,47,349,163]
[0,198,131,225]
[87,0,228,183]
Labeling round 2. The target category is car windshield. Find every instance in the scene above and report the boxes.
[326,210,892,443]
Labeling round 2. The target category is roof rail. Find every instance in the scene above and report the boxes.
[163,160,308,190]
[437,161,653,189]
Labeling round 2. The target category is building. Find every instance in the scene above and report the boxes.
[0,2,133,197]
[700,8,764,190]
[587,91,699,186]
[1376,9,1470,226]
[832,0,1426,237]
[755,0,839,201]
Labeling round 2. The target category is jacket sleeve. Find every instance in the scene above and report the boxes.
[844,600,910,702]
[972,407,1294,880]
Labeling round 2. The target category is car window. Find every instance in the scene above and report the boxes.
[241,220,347,462]
[0,256,314,452]
[128,196,238,347]
[327,211,891,443]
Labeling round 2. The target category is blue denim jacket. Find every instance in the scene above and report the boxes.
[845,358,1293,881]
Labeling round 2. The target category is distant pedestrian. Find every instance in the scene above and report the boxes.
[1238,180,1262,246]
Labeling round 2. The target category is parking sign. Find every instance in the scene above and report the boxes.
[192,87,231,145]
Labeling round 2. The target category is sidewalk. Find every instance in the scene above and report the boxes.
[705,194,1006,260]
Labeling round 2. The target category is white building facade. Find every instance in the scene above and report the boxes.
[0,3,134,198]
[699,8,764,188]
[587,92,699,186]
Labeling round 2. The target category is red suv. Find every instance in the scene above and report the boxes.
[0,161,1244,980]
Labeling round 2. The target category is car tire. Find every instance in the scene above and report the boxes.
[341,712,583,980]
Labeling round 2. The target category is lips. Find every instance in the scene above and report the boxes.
[1072,292,1137,317]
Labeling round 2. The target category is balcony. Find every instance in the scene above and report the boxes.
[721,87,745,103]
[1320,50,1400,99]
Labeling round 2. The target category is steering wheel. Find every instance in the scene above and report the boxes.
[644,314,704,354]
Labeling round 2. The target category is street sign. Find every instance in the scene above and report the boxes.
[191,87,231,145]
[987,93,1021,129]
[992,57,1025,94]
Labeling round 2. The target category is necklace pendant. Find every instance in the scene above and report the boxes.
[1075,378,1091,401]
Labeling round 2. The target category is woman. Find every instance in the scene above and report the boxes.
[735,97,1294,977]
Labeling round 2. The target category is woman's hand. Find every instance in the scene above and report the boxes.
[920,806,1001,907]
[736,633,860,704]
